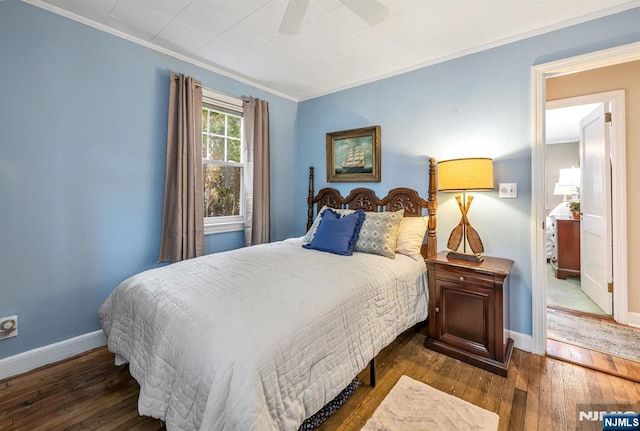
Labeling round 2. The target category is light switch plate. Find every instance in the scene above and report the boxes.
[499,183,517,198]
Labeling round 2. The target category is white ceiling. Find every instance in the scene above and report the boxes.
[30,0,640,101]
[546,103,601,144]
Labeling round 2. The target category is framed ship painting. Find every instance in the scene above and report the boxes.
[326,125,381,182]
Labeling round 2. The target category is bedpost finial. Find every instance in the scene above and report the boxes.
[308,166,315,230]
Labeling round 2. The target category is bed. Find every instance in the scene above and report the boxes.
[98,159,438,431]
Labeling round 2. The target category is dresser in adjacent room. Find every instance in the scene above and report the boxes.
[550,215,580,279]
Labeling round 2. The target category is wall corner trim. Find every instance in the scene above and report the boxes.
[627,312,640,328]
[0,330,107,380]
[506,329,533,353]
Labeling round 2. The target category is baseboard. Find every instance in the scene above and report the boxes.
[0,330,107,380]
[506,329,533,353]
[627,311,640,328]
[0,327,535,380]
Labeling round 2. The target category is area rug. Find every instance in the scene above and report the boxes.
[547,309,640,363]
[361,375,499,431]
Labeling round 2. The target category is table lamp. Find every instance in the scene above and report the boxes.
[438,158,494,262]
[557,166,580,200]
[553,183,573,202]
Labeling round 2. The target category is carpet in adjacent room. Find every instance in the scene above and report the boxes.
[546,264,606,316]
[547,309,640,363]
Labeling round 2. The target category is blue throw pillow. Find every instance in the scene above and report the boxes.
[303,209,365,256]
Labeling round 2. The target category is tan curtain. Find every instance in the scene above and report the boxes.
[158,72,204,262]
[243,97,270,246]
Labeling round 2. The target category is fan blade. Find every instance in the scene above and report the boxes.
[340,0,389,26]
[279,0,310,35]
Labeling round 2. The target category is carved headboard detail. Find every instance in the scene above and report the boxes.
[307,158,438,259]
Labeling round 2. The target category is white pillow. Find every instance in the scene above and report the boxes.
[395,216,428,256]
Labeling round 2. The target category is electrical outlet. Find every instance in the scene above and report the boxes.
[0,315,18,340]
[498,183,517,198]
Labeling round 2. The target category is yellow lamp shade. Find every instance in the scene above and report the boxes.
[438,158,494,191]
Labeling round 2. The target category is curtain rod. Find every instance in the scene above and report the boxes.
[173,75,202,88]
[173,74,247,101]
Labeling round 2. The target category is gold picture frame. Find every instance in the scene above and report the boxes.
[326,125,381,182]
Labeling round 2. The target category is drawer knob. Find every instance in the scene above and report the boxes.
[435,307,440,313]
[459,276,464,281]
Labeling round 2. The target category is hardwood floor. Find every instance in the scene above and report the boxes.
[547,338,640,383]
[2,331,639,430]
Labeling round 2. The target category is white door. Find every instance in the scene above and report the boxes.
[579,104,613,315]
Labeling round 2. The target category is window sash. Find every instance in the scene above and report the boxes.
[204,214,244,234]
[202,110,242,164]
[203,164,243,218]
[201,90,245,232]
[203,159,243,168]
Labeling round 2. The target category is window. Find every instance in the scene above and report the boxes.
[202,89,244,234]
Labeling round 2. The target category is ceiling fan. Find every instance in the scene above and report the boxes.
[278,0,390,35]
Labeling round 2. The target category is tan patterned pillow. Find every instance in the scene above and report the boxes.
[396,216,428,256]
[354,209,404,259]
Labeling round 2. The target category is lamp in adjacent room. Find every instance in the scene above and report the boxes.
[557,166,580,200]
[553,183,573,202]
[438,158,494,262]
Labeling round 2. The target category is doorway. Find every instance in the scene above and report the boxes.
[542,97,631,366]
[530,43,639,357]
[545,100,612,318]
[539,91,626,354]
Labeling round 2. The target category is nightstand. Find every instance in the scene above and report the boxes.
[424,251,514,376]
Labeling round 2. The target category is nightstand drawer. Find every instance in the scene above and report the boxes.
[433,264,495,288]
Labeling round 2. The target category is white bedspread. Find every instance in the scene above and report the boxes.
[98,238,428,431]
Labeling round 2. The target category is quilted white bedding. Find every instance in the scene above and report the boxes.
[98,238,428,431]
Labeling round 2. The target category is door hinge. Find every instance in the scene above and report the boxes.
[608,282,614,293]
[605,112,612,123]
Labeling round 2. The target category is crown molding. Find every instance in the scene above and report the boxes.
[300,1,640,101]
[20,0,299,102]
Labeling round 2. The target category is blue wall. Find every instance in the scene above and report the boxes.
[0,0,297,359]
[2,0,639,359]
[296,8,640,336]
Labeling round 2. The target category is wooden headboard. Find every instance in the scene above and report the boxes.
[307,158,437,259]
